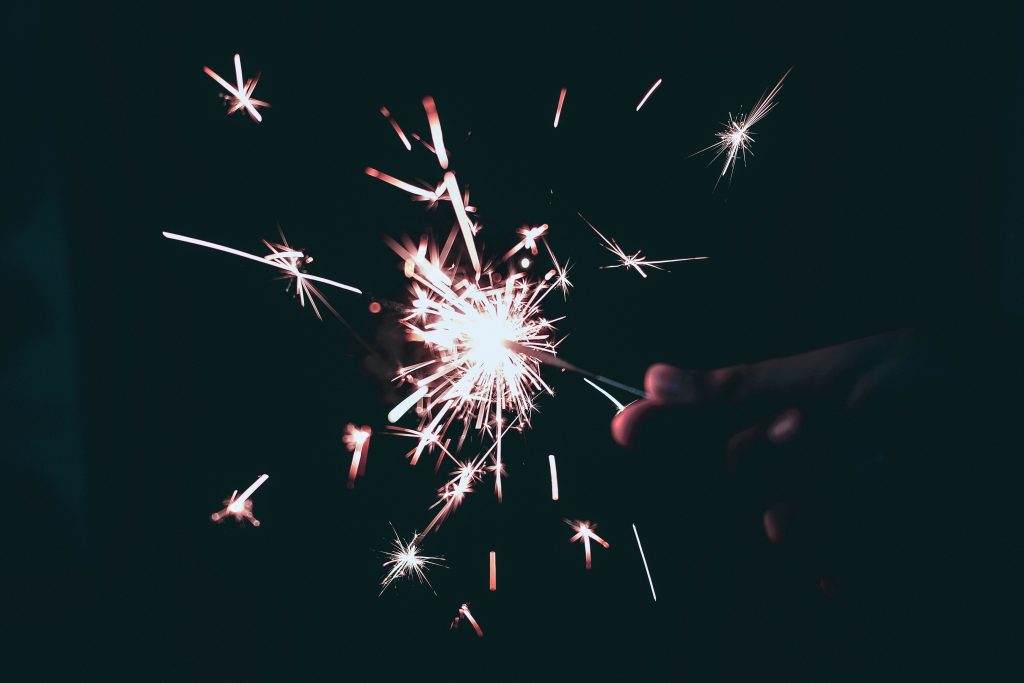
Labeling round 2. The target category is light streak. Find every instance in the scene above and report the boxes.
[452,603,484,637]
[567,519,610,570]
[632,523,657,602]
[553,87,567,127]
[211,474,269,526]
[442,172,482,273]
[365,167,440,201]
[422,96,449,169]
[502,224,549,262]
[577,213,708,279]
[583,377,626,412]
[388,385,429,423]
[548,454,559,501]
[696,68,792,182]
[202,54,269,123]
[380,525,445,595]
[380,106,412,150]
[489,551,497,591]
[343,424,372,488]
[636,78,663,112]
[161,231,362,319]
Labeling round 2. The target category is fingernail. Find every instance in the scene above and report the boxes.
[767,409,801,443]
[646,364,698,404]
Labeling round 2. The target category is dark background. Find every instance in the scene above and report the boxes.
[3,1,1021,679]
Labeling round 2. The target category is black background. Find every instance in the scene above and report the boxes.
[4,1,1021,679]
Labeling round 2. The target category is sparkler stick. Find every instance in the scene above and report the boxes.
[211,474,269,526]
[504,340,647,399]
[202,54,269,122]
[548,454,559,501]
[343,424,372,488]
[380,106,412,150]
[567,519,610,570]
[632,523,657,602]
[636,78,663,112]
[553,87,567,127]
[380,524,445,595]
[583,377,626,412]
[489,551,497,591]
[422,96,449,169]
[452,603,484,637]
[695,67,793,182]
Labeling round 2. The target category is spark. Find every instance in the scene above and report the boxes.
[380,525,445,595]
[211,474,269,526]
[502,224,549,261]
[451,603,484,637]
[202,53,269,123]
[380,106,412,150]
[388,385,429,423]
[343,424,372,488]
[577,213,708,279]
[636,78,663,112]
[567,519,610,570]
[162,231,362,319]
[583,378,626,412]
[386,406,454,467]
[553,87,567,127]
[365,167,440,201]
[697,68,792,182]
[442,172,482,273]
[422,96,449,169]
[548,454,559,501]
[632,523,657,602]
[489,551,497,591]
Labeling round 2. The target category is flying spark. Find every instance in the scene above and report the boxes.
[380,106,412,150]
[548,454,560,501]
[343,424,372,488]
[632,523,657,602]
[583,378,626,413]
[202,53,269,123]
[578,213,708,278]
[567,519,610,569]
[489,551,497,591]
[636,78,663,112]
[162,230,362,319]
[451,603,484,637]
[380,525,445,595]
[211,474,269,526]
[696,68,792,182]
[422,96,449,169]
[554,87,567,127]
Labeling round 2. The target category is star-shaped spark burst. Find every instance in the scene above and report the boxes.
[696,68,792,184]
[379,525,445,596]
[162,229,362,320]
[211,474,269,527]
[203,53,270,123]
[578,213,707,278]
[566,519,610,569]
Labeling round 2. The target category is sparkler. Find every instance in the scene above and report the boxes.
[211,474,269,526]
[553,87,567,127]
[343,424,372,488]
[380,525,445,595]
[577,213,708,279]
[203,54,269,123]
[696,67,792,182]
[451,603,484,637]
[548,454,560,501]
[380,106,412,150]
[632,523,657,602]
[162,231,361,319]
[636,78,663,112]
[567,519,610,569]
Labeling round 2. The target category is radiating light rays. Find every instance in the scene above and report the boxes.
[162,230,361,319]
[696,67,792,183]
[211,474,269,526]
[636,78,663,112]
[567,519,610,569]
[343,424,372,488]
[203,54,269,123]
[577,213,708,278]
[380,525,445,595]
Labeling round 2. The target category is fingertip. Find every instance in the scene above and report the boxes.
[763,503,793,544]
[645,363,699,404]
[611,400,655,447]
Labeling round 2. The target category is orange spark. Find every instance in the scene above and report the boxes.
[380,106,412,150]
[422,96,449,169]
[554,87,567,127]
